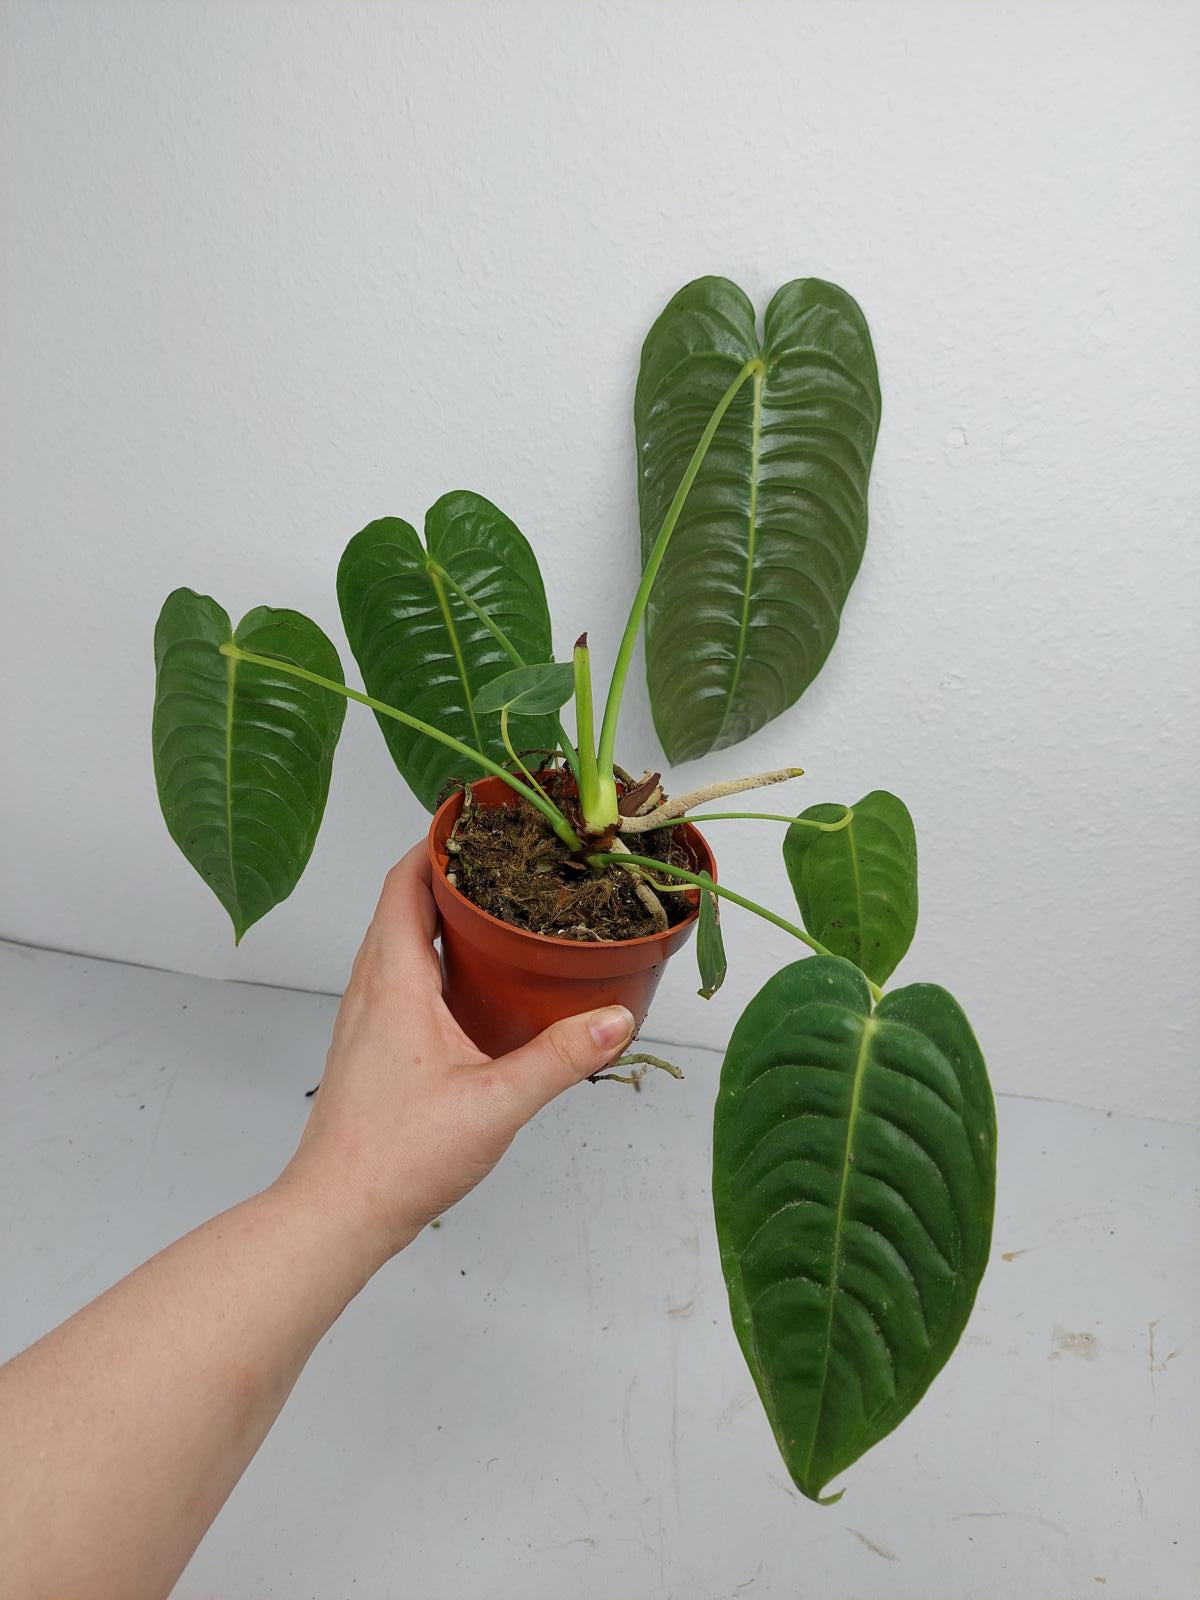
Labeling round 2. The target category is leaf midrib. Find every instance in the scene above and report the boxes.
[844,814,865,965]
[223,641,242,939]
[802,1011,874,1488]
[426,561,482,749]
[713,361,764,747]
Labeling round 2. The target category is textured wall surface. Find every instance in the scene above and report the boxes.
[2,1,1197,1120]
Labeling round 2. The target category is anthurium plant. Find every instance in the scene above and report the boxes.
[151,276,996,1503]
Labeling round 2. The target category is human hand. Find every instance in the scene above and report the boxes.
[274,844,635,1270]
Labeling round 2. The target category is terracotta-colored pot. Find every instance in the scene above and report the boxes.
[427,775,716,1057]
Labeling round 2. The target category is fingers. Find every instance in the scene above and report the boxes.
[359,843,442,985]
[494,1005,635,1122]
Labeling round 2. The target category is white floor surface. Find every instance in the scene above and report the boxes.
[2,940,1197,1600]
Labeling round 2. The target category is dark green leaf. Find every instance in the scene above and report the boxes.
[784,791,917,986]
[712,957,995,1503]
[696,872,726,998]
[337,491,555,810]
[472,661,574,717]
[636,277,881,763]
[152,589,345,942]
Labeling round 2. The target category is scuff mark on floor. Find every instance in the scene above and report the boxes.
[1049,1324,1100,1361]
[849,1528,897,1561]
[953,1511,1068,1536]
[1147,1319,1180,1380]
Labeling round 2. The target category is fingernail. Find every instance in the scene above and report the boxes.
[589,1005,635,1051]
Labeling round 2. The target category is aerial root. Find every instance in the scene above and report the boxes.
[619,768,802,833]
[590,1052,685,1089]
[609,837,669,931]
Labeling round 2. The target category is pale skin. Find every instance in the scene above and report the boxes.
[0,845,636,1600]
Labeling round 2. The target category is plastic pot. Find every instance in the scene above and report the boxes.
[427,775,716,1057]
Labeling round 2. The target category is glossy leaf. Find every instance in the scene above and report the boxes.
[696,871,726,998]
[472,661,574,717]
[152,589,346,942]
[337,491,555,810]
[635,277,881,763]
[784,791,918,986]
[713,957,995,1503]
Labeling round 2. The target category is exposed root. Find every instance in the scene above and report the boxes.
[590,1052,685,1089]
[609,837,669,931]
[619,767,804,833]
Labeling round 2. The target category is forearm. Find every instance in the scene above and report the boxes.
[0,846,629,1599]
[0,1178,383,1600]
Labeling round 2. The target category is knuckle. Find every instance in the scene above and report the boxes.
[546,1020,585,1076]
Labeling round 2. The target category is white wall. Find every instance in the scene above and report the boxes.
[2,0,1197,1122]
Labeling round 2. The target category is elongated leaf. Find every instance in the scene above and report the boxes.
[636,277,881,763]
[696,872,726,998]
[713,957,995,1503]
[338,491,555,810]
[472,661,574,717]
[152,589,345,941]
[784,791,918,986]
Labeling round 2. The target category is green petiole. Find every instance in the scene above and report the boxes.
[589,848,884,1004]
[595,355,764,788]
[428,560,580,779]
[647,807,855,832]
[218,642,585,852]
[499,706,556,809]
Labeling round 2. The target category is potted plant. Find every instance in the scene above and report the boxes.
[151,276,996,1504]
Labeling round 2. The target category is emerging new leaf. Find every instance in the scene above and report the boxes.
[472,661,574,718]
[636,277,881,763]
[152,590,346,941]
[713,957,995,1503]
[338,491,555,810]
[784,791,917,986]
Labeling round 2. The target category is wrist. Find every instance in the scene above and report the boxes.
[268,1148,422,1279]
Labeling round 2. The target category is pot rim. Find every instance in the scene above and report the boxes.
[426,775,715,954]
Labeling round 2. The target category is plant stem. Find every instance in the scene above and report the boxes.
[589,849,884,1004]
[645,806,855,833]
[595,354,764,783]
[219,642,585,851]
[426,560,524,667]
[573,634,618,832]
[429,560,580,778]
[499,706,555,809]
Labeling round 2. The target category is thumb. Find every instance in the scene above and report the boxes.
[496,1004,635,1121]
